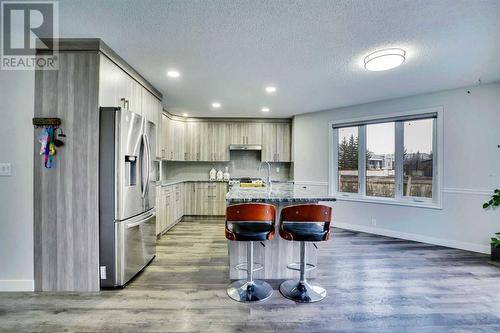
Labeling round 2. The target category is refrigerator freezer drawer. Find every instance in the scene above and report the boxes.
[115,210,156,286]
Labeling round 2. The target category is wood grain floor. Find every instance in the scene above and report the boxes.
[1,219,499,332]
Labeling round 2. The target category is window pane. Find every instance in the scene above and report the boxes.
[338,127,358,193]
[403,119,433,198]
[366,122,395,197]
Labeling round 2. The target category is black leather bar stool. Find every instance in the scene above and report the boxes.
[279,204,332,303]
[225,203,276,302]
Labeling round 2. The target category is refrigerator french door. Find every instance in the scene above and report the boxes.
[99,107,157,288]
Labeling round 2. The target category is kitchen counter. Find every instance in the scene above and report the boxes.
[161,180,228,187]
[226,183,336,203]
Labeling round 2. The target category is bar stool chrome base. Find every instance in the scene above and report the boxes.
[279,279,326,303]
[227,280,273,303]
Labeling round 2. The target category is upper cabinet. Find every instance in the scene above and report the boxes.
[261,122,291,162]
[159,117,291,163]
[99,54,142,113]
[230,123,262,145]
[162,114,185,161]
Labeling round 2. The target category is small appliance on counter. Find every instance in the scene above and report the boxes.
[230,177,266,188]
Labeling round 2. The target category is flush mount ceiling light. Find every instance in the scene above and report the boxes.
[166,70,180,78]
[261,107,270,112]
[211,102,221,108]
[182,112,188,117]
[364,48,406,71]
[265,86,277,94]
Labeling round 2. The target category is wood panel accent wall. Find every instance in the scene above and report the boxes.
[34,52,100,291]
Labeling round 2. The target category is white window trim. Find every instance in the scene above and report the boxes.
[328,106,443,209]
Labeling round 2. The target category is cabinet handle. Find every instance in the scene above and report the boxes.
[207,195,217,198]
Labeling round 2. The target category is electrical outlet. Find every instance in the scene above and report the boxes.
[371,218,377,226]
[0,163,11,176]
[276,167,280,173]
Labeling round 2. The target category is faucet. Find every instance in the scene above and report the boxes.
[258,161,272,187]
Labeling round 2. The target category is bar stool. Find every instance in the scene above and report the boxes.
[225,203,276,302]
[279,204,332,303]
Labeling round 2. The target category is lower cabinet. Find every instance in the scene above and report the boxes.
[184,182,227,216]
[157,183,184,236]
[157,181,227,236]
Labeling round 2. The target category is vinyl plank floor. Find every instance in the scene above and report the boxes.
[1,220,499,332]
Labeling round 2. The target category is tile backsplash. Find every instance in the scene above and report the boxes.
[162,150,291,181]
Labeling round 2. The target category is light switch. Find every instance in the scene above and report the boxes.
[0,163,11,176]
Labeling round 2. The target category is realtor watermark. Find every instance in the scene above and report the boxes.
[1,1,59,70]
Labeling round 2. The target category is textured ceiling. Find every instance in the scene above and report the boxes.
[58,0,500,118]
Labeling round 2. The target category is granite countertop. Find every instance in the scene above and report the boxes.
[161,180,228,187]
[226,183,336,203]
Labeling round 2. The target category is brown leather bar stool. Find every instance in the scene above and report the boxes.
[279,204,332,303]
[225,203,276,302]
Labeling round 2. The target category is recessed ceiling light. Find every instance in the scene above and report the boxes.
[167,70,181,78]
[265,86,277,94]
[211,102,221,108]
[364,48,406,71]
[182,113,188,117]
[261,107,270,112]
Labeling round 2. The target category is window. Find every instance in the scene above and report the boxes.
[366,122,395,198]
[403,119,433,198]
[337,127,359,193]
[330,109,441,208]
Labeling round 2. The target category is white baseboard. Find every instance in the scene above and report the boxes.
[333,221,490,254]
[0,280,34,292]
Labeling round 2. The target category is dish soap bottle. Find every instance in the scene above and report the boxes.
[209,167,216,181]
[223,166,230,182]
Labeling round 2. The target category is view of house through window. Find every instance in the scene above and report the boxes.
[403,119,434,198]
[337,126,359,193]
[333,113,437,203]
[366,122,395,198]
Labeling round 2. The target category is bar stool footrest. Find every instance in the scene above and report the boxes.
[286,262,316,272]
[235,262,264,272]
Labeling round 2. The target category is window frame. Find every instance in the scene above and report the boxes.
[329,107,443,209]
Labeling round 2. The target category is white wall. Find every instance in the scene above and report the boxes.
[0,70,35,291]
[293,82,500,253]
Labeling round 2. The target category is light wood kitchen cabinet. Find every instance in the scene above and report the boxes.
[184,122,201,161]
[160,114,170,159]
[183,182,227,215]
[230,123,262,145]
[167,120,185,161]
[155,185,163,236]
[261,122,291,162]
[99,54,142,114]
[199,123,231,161]
[157,183,184,235]
[156,103,163,158]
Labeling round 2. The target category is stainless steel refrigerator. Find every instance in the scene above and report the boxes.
[99,107,157,288]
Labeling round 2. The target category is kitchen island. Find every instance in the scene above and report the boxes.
[226,183,336,279]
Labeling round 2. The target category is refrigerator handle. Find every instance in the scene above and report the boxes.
[126,211,155,229]
[144,133,152,195]
[140,134,149,198]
